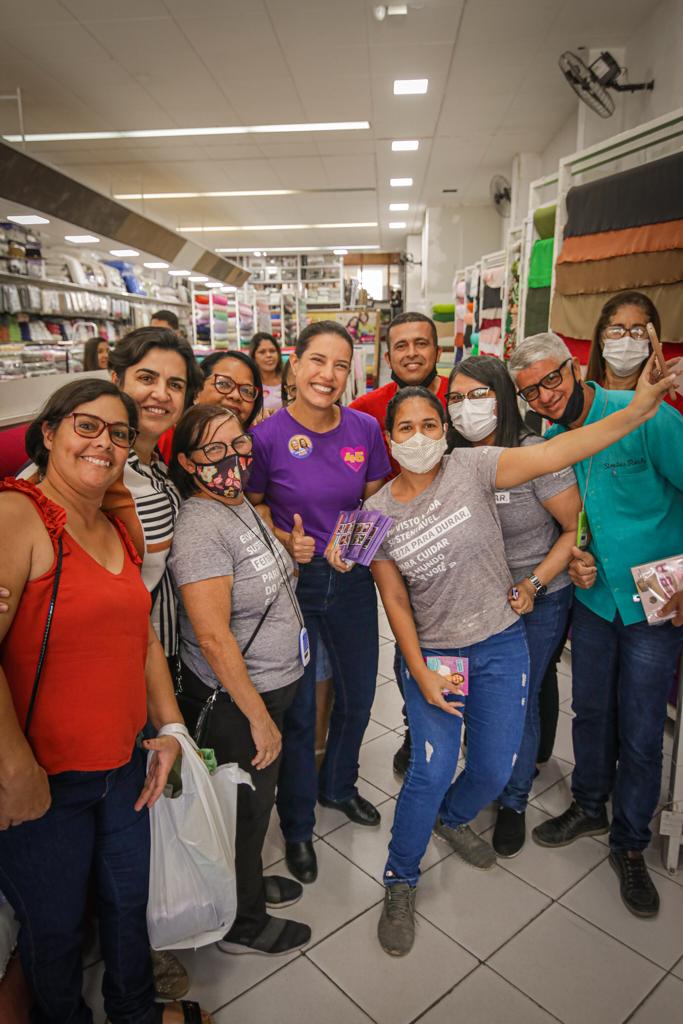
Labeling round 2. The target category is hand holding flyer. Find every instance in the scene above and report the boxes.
[327,508,393,567]
[631,554,683,625]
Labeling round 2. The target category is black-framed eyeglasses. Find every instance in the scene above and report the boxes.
[210,374,260,401]
[517,358,571,403]
[67,412,137,449]
[602,324,649,342]
[445,386,492,405]
[191,433,253,464]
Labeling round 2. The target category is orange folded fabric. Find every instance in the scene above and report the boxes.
[557,220,683,264]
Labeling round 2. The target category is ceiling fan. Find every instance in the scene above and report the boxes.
[559,50,654,119]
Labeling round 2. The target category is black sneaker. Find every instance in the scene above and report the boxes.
[532,801,609,847]
[377,882,417,956]
[492,807,526,858]
[393,730,411,777]
[217,914,311,955]
[609,850,660,918]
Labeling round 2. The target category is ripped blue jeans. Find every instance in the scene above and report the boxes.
[384,620,529,887]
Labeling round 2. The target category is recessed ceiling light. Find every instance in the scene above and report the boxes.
[390,178,413,188]
[220,285,237,292]
[389,221,407,229]
[215,245,380,254]
[391,140,419,151]
[4,121,371,143]
[333,249,349,255]
[187,275,208,282]
[109,248,139,257]
[204,281,223,288]
[115,189,299,200]
[6,214,50,225]
[168,269,190,276]
[182,221,377,232]
[65,234,99,244]
[143,261,169,269]
[389,203,410,211]
[393,79,428,95]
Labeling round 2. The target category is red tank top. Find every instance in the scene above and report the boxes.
[0,479,151,774]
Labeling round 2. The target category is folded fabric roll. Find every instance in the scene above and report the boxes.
[478,325,502,357]
[564,151,683,238]
[480,317,502,330]
[455,280,466,298]
[528,238,554,289]
[432,303,455,315]
[557,219,683,264]
[550,282,683,343]
[195,294,210,306]
[481,308,502,320]
[483,284,501,309]
[483,266,505,289]
[555,249,683,297]
[433,312,455,323]
[455,302,466,319]
[533,204,556,241]
[525,287,551,336]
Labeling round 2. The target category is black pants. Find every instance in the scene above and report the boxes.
[178,663,299,936]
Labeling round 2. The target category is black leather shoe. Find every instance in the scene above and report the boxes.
[285,841,318,884]
[532,800,609,847]
[609,850,660,918]
[493,807,526,858]
[318,793,381,826]
[393,731,411,777]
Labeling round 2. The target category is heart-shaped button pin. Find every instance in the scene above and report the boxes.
[340,446,366,472]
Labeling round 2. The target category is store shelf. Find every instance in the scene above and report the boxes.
[0,270,189,309]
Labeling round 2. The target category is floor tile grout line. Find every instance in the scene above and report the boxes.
[299,952,379,1023]
[621,971,679,1023]
[405,956,481,1024]
[492,841,610,903]
[557,898,675,973]
[197,949,304,1015]
[299,896,385,956]
[483,961,567,1024]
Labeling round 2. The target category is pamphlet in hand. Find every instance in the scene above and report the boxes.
[328,508,393,567]
[630,554,683,625]
[425,654,469,697]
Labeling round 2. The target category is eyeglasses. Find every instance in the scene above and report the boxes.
[517,358,571,403]
[283,384,297,401]
[209,374,260,401]
[192,434,253,464]
[602,324,649,342]
[67,412,137,448]
[445,386,492,405]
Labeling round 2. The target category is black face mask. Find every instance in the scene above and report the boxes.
[543,364,586,427]
[391,367,438,390]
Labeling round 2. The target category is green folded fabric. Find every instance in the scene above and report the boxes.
[528,238,554,289]
[432,303,455,315]
[524,286,551,336]
[533,204,556,240]
[433,312,455,322]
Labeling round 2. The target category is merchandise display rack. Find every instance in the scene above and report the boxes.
[501,224,523,355]
[516,173,558,342]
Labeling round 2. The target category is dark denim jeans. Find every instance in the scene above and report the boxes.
[0,749,156,1024]
[277,556,379,842]
[500,585,573,812]
[385,620,529,886]
[571,600,683,851]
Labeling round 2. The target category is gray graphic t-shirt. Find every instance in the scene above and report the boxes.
[495,435,576,594]
[366,448,518,647]
[169,497,302,693]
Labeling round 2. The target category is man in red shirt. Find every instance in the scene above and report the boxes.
[350,311,449,775]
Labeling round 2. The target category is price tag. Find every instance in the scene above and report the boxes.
[659,811,683,837]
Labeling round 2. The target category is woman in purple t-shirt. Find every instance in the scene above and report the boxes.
[248,321,391,884]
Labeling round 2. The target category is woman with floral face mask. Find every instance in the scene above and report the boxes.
[448,356,579,858]
[168,405,311,956]
[365,370,675,957]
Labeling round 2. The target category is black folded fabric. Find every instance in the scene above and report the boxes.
[564,151,683,238]
[483,284,502,309]
[524,287,551,337]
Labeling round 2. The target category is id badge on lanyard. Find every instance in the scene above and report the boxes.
[299,626,311,667]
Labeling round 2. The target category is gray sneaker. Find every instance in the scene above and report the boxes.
[378,882,417,956]
[433,818,497,869]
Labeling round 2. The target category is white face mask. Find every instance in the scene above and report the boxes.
[390,430,447,474]
[602,337,649,378]
[448,396,497,443]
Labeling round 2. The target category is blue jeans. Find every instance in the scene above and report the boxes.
[277,557,379,842]
[385,620,530,886]
[571,600,683,851]
[0,749,156,1024]
[500,585,573,812]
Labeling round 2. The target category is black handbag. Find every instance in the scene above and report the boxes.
[24,538,63,738]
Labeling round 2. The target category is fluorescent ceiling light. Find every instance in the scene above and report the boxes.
[6,214,50,225]
[220,285,237,292]
[168,269,190,276]
[389,203,410,211]
[390,178,413,188]
[182,222,377,233]
[389,221,407,229]
[4,121,371,143]
[216,245,381,253]
[393,79,428,95]
[204,281,223,288]
[115,189,299,200]
[109,248,139,257]
[65,234,99,244]
[391,140,419,151]
[143,261,169,269]
[388,4,408,13]
[187,275,208,282]
[333,249,348,255]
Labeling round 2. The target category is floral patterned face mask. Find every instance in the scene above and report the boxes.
[193,452,253,499]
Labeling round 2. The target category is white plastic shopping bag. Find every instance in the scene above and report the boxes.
[146,722,253,950]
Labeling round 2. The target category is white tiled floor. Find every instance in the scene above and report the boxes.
[85,621,682,1024]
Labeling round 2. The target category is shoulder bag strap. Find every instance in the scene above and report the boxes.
[24,537,63,738]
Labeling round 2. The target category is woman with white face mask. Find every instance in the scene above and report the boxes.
[448,356,579,859]
[364,370,673,956]
[587,291,659,392]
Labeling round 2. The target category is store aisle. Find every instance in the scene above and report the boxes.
[83,608,683,1024]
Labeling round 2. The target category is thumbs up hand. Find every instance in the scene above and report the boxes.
[289,513,316,564]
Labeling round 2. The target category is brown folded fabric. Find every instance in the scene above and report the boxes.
[555,250,683,296]
[558,221,683,264]
[550,283,683,343]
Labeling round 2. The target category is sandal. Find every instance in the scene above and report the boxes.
[151,949,190,1001]
[158,1001,214,1023]
[216,914,311,956]
[264,874,303,909]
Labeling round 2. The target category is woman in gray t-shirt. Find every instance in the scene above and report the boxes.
[448,356,578,859]
[168,404,310,958]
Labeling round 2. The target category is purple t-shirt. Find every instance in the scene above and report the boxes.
[248,406,391,555]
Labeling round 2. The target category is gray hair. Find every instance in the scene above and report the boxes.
[508,332,572,381]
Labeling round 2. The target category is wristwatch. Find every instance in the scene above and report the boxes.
[526,572,547,597]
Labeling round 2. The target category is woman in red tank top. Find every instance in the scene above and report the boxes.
[0,378,212,1024]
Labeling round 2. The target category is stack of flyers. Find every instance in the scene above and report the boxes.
[424,654,469,696]
[630,553,683,625]
[328,508,393,566]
